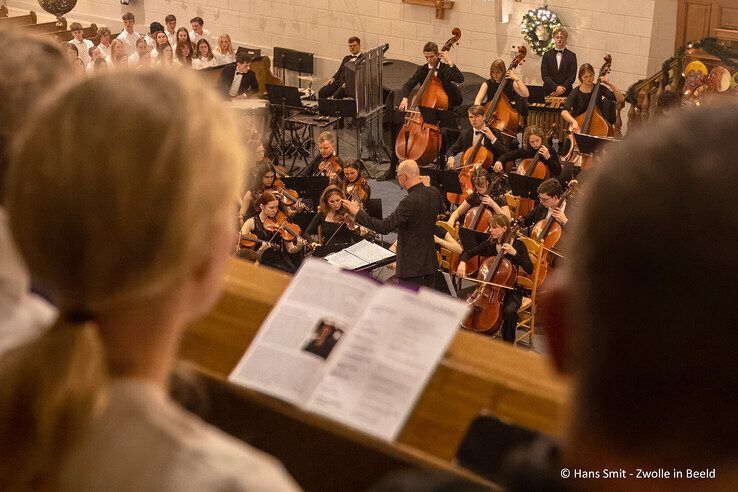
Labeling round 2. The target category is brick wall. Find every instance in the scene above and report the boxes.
[7,0,677,90]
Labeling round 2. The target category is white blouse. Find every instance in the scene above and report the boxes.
[214,51,235,66]
[59,379,301,491]
[192,57,218,70]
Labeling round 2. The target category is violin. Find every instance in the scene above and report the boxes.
[461,222,521,334]
[273,186,312,212]
[516,127,556,216]
[239,233,281,251]
[317,155,343,179]
[485,46,527,137]
[344,176,368,204]
[395,28,461,167]
[446,128,495,205]
[524,182,578,287]
[263,210,304,245]
[460,172,506,276]
[564,55,614,169]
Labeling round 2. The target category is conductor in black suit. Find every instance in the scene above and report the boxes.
[218,51,259,99]
[342,160,442,288]
[540,28,577,97]
[319,36,361,100]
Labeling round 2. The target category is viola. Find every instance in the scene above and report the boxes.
[564,55,614,169]
[484,46,527,137]
[395,28,461,167]
[460,173,506,275]
[462,222,521,334]
[516,127,556,216]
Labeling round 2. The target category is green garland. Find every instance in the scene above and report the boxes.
[625,36,738,103]
[521,6,562,57]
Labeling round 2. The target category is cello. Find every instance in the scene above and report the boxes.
[462,221,521,334]
[446,127,495,205]
[564,55,614,169]
[484,46,527,137]
[459,172,506,275]
[515,127,556,216]
[395,28,462,167]
[524,182,578,287]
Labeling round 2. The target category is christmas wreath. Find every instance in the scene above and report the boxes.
[521,6,562,57]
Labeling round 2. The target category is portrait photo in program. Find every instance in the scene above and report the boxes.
[301,319,345,360]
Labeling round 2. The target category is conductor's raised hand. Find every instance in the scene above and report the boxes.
[341,199,360,216]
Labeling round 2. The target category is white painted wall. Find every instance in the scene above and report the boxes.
[6,0,677,90]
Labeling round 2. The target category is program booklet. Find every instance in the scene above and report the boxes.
[229,258,468,441]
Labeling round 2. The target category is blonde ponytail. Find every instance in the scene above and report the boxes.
[0,319,107,490]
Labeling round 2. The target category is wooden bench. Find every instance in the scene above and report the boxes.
[178,260,569,486]
[20,17,67,34]
[0,11,36,29]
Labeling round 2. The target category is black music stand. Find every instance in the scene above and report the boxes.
[420,168,462,195]
[267,84,311,170]
[273,47,314,86]
[291,211,316,232]
[573,133,621,155]
[508,174,544,200]
[282,176,329,206]
[318,98,357,118]
[459,227,491,252]
[236,46,261,58]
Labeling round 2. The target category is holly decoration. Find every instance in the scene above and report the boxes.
[521,6,562,57]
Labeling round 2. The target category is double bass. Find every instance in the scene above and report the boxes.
[564,55,614,169]
[462,222,521,334]
[395,28,462,167]
[484,46,527,137]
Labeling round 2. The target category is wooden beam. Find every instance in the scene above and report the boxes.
[403,0,455,20]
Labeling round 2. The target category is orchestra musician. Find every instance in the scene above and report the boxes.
[240,191,307,274]
[474,59,529,111]
[446,168,511,226]
[519,178,570,231]
[446,105,510,170]
[561,63,624,134]
[218,51,259,99]
[493,125,562,176]
[386,42,464,179]
[302,185,371,248]
[540,27,578,97]
[238,162,276,227]
[456,213,533,342]
[340,160,371,204]
[342,160,442,288]
[319,37,361,100]
[301,131,345,181]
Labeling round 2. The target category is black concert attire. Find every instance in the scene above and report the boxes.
[482,78,525,116]
[302,213,361,246]
[319,53,359,99]
[497,147,562,177]
[303,329,340,359]
[218,64,259,99]
[446,127,510,160]
[520,202,570,239]
[540,47,577,96]
[387,61,465,176]
[465,190,507,211]
[300,154,346,178]
[564,85,617,123]
[355,183,443,287]
[251,214,297,274]
[460,237,533,342]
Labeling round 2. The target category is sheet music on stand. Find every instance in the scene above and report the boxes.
[324,239,395,271]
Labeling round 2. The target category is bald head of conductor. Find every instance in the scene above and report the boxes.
[541,103,738,488]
